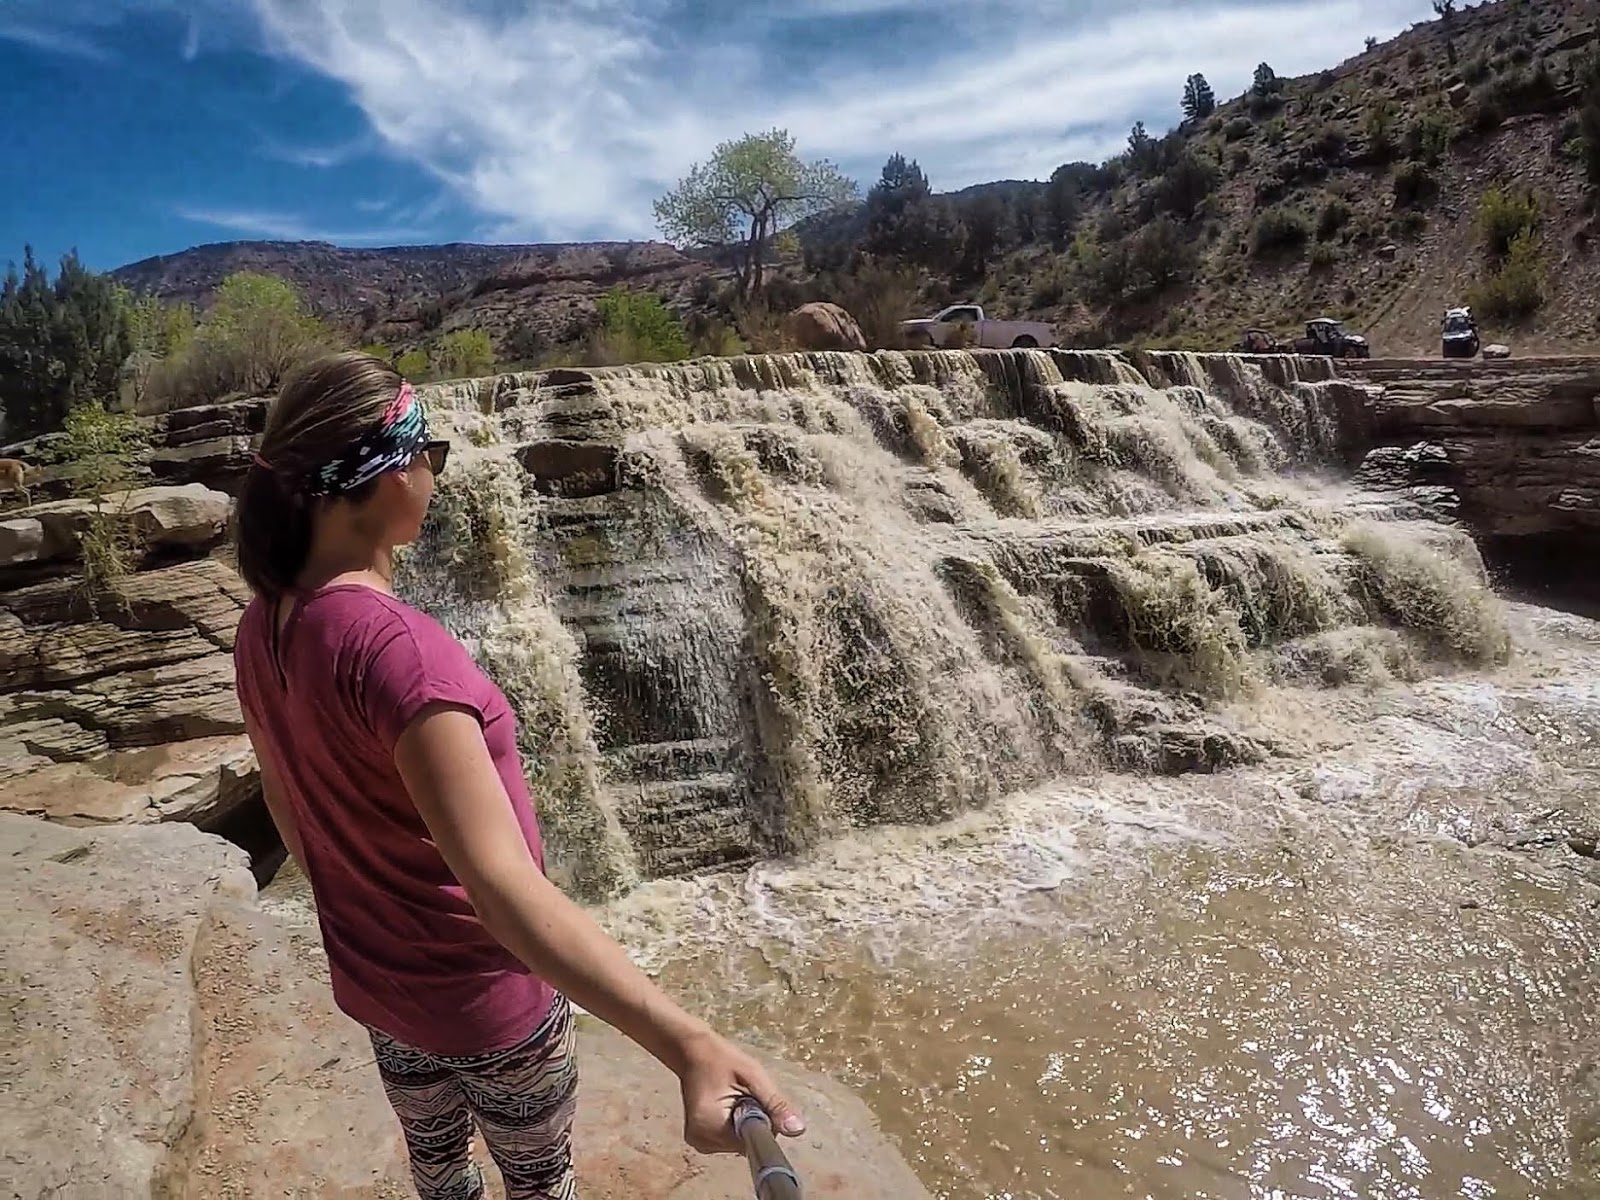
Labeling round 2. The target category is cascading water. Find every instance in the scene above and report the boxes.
[396,349,1501,897]
[360,348,1600,1198]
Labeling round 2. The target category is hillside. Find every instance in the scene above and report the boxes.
[111,239,718,358]
[108,0,1600,359]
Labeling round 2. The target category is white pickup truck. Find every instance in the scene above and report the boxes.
[899,305,1059,350]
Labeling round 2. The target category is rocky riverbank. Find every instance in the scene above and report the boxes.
[6,347,1600,1195]
[1,811,929,1197]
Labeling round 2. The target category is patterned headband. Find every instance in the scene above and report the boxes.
[254,382,430,498]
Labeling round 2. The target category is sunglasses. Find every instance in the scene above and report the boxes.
[420,440,450,475]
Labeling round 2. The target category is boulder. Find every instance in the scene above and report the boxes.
[1483,343,1512,360]
[21,484,231,567]
[0,813,931,1198]
[0,516,46,567]
[782,303,869,353]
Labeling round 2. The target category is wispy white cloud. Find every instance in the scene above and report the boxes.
[259,132,374,169]
[0,21,113,60]
[175,205,427,244]
[243,0,1439,242]
[181,14,200,61]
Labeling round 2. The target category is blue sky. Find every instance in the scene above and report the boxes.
[2,0,1439,273]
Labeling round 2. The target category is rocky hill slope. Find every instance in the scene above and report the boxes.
[108,0,1600,359]
[111,239,718,357]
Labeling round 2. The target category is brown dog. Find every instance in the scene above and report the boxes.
[0,458,30,507]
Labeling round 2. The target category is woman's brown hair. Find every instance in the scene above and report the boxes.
[232,351,405,598]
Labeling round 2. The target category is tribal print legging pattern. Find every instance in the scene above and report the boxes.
[367,996,578,1200]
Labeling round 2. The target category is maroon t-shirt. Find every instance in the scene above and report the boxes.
[233,583,555,1056]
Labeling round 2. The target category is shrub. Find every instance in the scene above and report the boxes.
[1404,110,1455,165]
[1478,187,1539,260]
[1408,46,1427,68]
[1155,150,1221,219]
[1469,96,1505,134]
[58,402,147,610]
[1393,161,1439,209]
[1308,123,1349,162]
[1309,242,1339,269]
[142,272,336,412]
[1463,55,1491,84]
[1467,231,1545,321]
[1251,206,1312,256]
[394,349,429,379]
[587,288,691,363]
[428,328,497,379]
[1391,210,1430,241]
[1317,197,1354,240]
[1224,116,1255,142]
[1341,524,1510,664]
[1364,100,1399,161]
[828,259,920,349]
[1230,147,1252,175]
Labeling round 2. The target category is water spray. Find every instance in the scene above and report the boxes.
[732,1098,803,1199]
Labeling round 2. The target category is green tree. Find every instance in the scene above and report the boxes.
[1127,122,1158,175]
[1155,149,1220,219]
[428,328,496,379]
[1253,63,1282,96]
[142,272,335,410]
[0,247,131,437]
[862,154,959,269]
[594,289,690,363]
[653,128,859,300]
[1182,74,1217,122]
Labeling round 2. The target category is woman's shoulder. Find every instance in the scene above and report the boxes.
[300,586,462,658]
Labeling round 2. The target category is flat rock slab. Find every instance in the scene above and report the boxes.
[0,814,929,1198]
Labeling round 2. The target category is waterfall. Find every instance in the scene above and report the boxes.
[396,350,1504,899]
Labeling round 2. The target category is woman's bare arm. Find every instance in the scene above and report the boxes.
[393,702,805,1153]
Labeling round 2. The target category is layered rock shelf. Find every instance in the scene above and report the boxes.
[1343,355,1600,598]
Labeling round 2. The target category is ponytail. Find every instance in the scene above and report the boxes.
[232,462,314,599]
[228,350,405,598]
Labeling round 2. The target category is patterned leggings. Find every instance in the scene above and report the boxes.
[367,996,578,1200]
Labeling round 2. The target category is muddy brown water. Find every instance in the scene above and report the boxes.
[267,602,1600,1198]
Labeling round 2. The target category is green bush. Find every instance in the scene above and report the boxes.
[143,272,336,412]
[394,349,429,379]
[1229,147,1252,175]
[1317,197,1353,240]
[429,328,497,379]
[593,287,691,363]
[1392,161,1438,209]
[1224,116,1255,142]
[1477,187,1539,260]
[1251,207,1312,256]
[1364,100,1399,161]
[58,402,147,608]
[1309,242,1339,269]
[1404,110,1454,165]
[1467,231,1545,321]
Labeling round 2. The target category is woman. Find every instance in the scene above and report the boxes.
[231,351,802,1200]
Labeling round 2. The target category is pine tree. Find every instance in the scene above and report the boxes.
[1183,74,1217,122]
[1253,62,1282,97]
[862,153,958,269]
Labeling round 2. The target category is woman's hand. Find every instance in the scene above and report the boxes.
[675,1030,806,1154]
